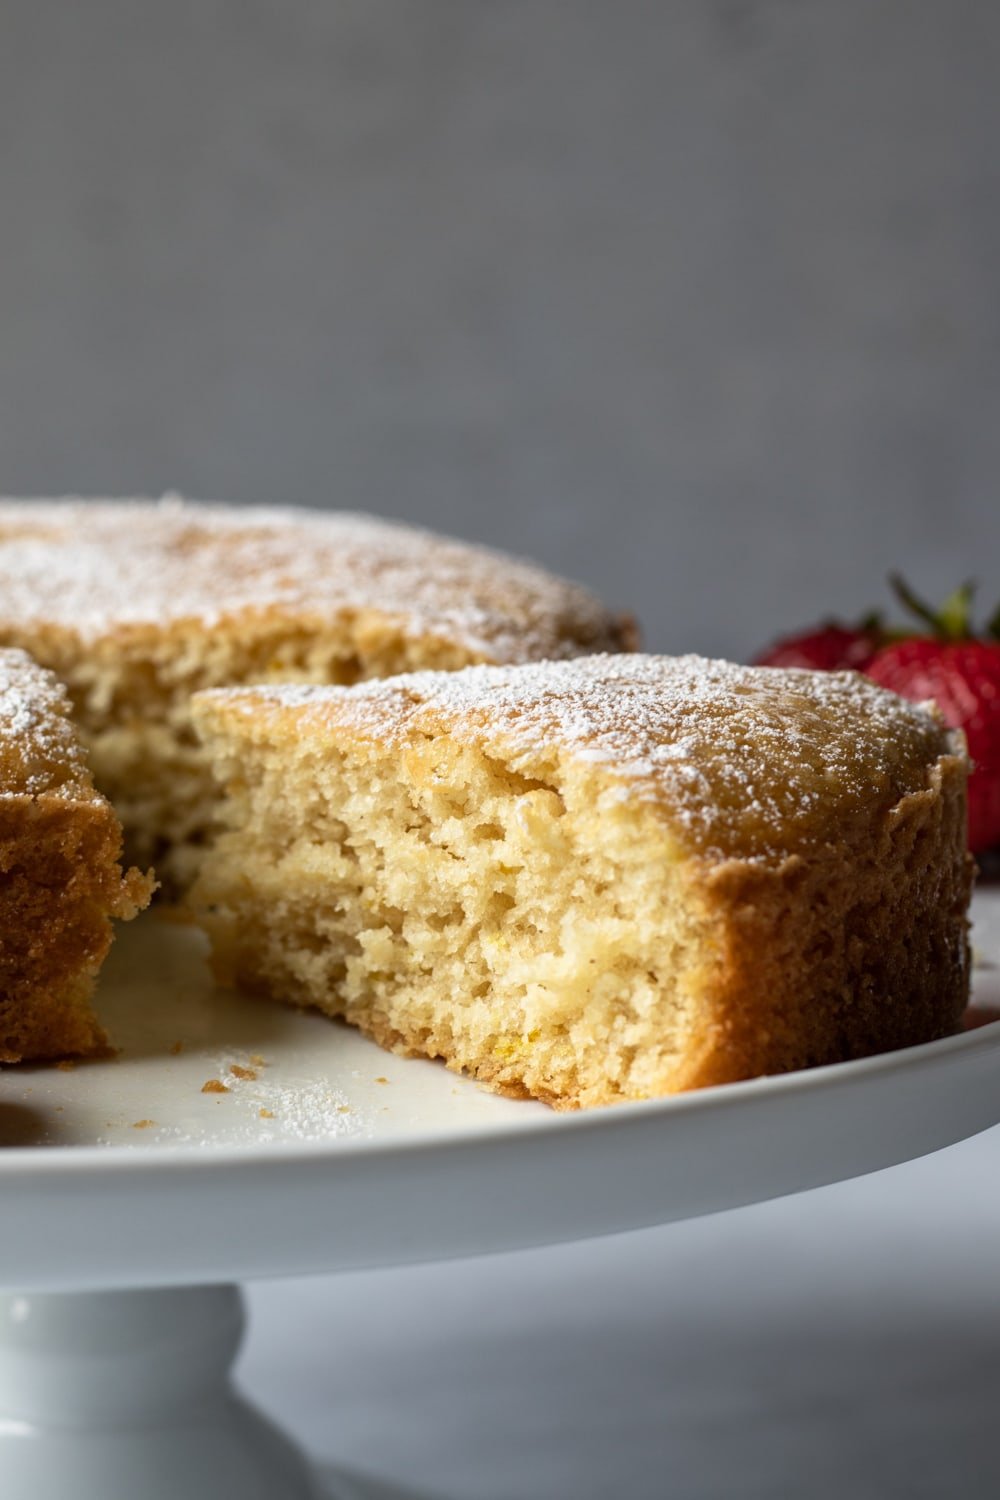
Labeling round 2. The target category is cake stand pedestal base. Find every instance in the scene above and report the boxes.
[0,1285,328,1500]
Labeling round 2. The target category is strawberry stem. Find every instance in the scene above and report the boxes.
[888,573,976,641]
[888,573,941,633]
[937,581,978,639]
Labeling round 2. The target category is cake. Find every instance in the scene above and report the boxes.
[189,654,972,1109]
[0,497,634,890]
[0,648,153,1062]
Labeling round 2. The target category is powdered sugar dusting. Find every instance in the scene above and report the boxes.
[206,1052,372,1142]
[0,646,88,798]
[0,496,626,662]
[208,654,964,860]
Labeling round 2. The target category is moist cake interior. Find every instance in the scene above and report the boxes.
[193,718,707,1108]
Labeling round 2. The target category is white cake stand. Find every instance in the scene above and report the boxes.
[1,890,999,1500]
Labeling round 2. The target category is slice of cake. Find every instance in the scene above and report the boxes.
[0,497,634,891]
[0,649,153,1062]
[189,655,972,1109]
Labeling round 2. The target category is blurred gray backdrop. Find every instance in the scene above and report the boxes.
[1,0,998,657]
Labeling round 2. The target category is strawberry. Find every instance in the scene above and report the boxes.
[754,619,884,672]
[868,638,1000,852]
[865,579,1000,854]
[755,577,1000,853]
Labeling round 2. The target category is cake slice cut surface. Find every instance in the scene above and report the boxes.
[0,648,153,1062]
[190,655,972,1109]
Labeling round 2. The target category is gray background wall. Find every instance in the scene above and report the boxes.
[1,0,998,657]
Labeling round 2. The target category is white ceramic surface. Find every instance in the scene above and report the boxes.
[0,1284,327,1500]
[0,890,997,1293]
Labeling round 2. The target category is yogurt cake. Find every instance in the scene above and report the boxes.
[190,655,972,1108]
[0,648,152,1062]
[0,498,634,890]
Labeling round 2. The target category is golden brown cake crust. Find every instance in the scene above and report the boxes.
[670,757,972,1091]
[0,496,635,663]
[192,654,972,1108]
[0,649,153,1062]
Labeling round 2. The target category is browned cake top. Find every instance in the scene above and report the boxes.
[0,497,629,662]
[196,654,966,862]
[0,648,94,800]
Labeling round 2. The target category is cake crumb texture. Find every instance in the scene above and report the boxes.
[191,654,973,1108]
